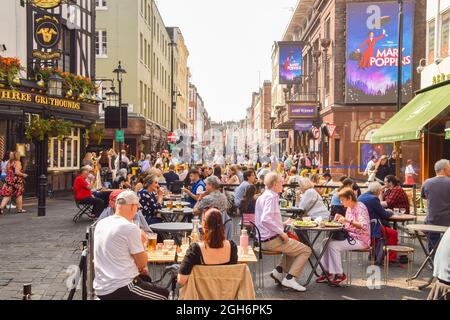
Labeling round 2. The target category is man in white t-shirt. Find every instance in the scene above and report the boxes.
[93,190,168,300]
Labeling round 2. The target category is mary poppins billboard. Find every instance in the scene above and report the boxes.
[345,1,414,104]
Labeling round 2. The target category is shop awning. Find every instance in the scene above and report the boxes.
[371,81,450,143]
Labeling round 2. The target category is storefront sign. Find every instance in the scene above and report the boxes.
[274,130,289,139]
[0,88,81,110]
[116,130,125,143]
[345,1,414,103]
[288,104,317,119]
[32,0,62,9]
[294,120,313,132]
[33,14,62,60]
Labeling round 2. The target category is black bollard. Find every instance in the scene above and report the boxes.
[38,175,47,217]
[23,284,32,300]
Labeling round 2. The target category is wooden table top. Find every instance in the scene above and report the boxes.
[147,248,177,263]
[388,214,416,222]
[407,224,448,233]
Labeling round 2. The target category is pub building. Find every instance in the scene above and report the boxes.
[0,0,98,197]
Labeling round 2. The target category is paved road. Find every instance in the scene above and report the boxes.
[0,197,432,300]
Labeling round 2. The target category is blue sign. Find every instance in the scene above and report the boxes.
[279,42,303,84]
[346,1,414,103]
[295,120,313,132]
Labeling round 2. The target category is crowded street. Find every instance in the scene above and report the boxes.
[0,0,449,311]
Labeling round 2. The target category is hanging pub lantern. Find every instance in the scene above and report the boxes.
[48,72,63,96]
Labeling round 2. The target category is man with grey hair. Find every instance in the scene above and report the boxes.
[255,172,311,292]
[93,190,168,300]
[421,159,450,251]
[194,175,232,239]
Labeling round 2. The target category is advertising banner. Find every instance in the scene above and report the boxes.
[346,1,414,103]
[278,42,303,84]
[288,104,317,119]
[294,121,313,132]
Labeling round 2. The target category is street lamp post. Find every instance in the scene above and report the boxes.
[113,61,126,167]
[395,0,404,178]
[169,41,177,133]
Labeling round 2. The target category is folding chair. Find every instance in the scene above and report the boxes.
[73,200,95,223]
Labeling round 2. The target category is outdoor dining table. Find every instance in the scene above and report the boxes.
[150,222,193,245]
[406,223,448,290]
[387,214,416,242]
[290,223,344,286]
[163,201,190,207]
[159,207,194,222]
[163,194,184,201]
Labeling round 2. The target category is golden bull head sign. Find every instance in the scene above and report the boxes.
[32,0,62,9]
[33,14,61,60]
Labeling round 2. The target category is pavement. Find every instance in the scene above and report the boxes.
[0,196,433,300]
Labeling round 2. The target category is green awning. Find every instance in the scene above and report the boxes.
[371,82,450,143]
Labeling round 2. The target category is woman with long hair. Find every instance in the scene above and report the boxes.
[375,155,390,183]
[239,185,257,214]
[0,151,28,214]
[178,208,238,286]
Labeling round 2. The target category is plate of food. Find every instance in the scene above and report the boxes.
[293,220,318,228]
[321,221,343,228]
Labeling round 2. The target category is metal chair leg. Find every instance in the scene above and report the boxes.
[384,249,389,285]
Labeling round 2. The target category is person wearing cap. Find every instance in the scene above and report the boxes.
[73,167,104,218]
[97,189,152,233]
[93,190,168,300]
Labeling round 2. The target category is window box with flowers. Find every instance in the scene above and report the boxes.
[0,55,25,88]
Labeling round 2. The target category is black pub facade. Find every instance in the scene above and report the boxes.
[0,0,98,196]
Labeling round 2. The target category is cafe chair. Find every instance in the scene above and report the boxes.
[250,221,282,289]
[73,200,95,223]
[384,245,415,287]
[179,264,255,300]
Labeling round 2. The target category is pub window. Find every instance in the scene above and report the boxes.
[95,0,107,9]
[428,20,435,63]
[334,139,340,162]
[441,12,450,57]
[48,128,81,171]
[95,30,107,57]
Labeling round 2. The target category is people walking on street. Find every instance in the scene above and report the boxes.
[404,159,418,185]
[375,155,390,183]
[0,151,27,214]
[255,172,311,292]
[115,150,130,170]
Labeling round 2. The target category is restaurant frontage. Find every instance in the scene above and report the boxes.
[371,80,450,184]
[0,84,99,197]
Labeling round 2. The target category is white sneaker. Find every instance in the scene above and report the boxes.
[281,277,307,292]
[270,269,283,285]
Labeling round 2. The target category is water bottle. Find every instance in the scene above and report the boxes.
[240,229,249,255]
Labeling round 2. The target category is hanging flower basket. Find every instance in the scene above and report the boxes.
[25,118,72,142]
[86,124,105,146]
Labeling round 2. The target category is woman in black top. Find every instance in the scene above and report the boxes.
[375,155,391,183]
[239,185,257,214]
[178,208,238,285]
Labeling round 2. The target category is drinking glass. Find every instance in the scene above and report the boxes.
[147,233,157,251]
[399,208,406,215]
[394,208,400,215]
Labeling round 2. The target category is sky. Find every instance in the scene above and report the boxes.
[157,0,298,122]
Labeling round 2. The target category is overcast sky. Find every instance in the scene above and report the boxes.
[157,0,298,122]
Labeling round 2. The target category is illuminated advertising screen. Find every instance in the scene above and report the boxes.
[278,41,303,84]
[346,1,414,103]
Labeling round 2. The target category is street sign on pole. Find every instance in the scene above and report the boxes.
[116,130,124,142]
[311,126,321,140]
[326,124,337,139]
[167,132,176,143]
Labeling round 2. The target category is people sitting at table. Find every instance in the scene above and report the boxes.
[194,176,232,239]
[330,178,356,219]
[178,208,238,286]
[93,190,168,300]
[427,227,450,300]
[97,189,152,233]
[296,177,330,220]
[73,166,104,218]
[380,175,410,214]
[317,188,371,286]
[255,172,311,292]
[359,182,398,263]
[138,174,164,225]
[239,185,257,215]
[178,164,189,181]
[421,159,450,251]
[182,169,206,208]
[234,169,256,208]
[163,164,180,191]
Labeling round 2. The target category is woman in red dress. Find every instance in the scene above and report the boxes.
[357,30,386,69]
[0,151,27,214]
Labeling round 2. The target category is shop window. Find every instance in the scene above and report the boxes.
[441,12,450,57]
[428,20,435,63]
[48,128,80,171]
[334,139,340,162]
